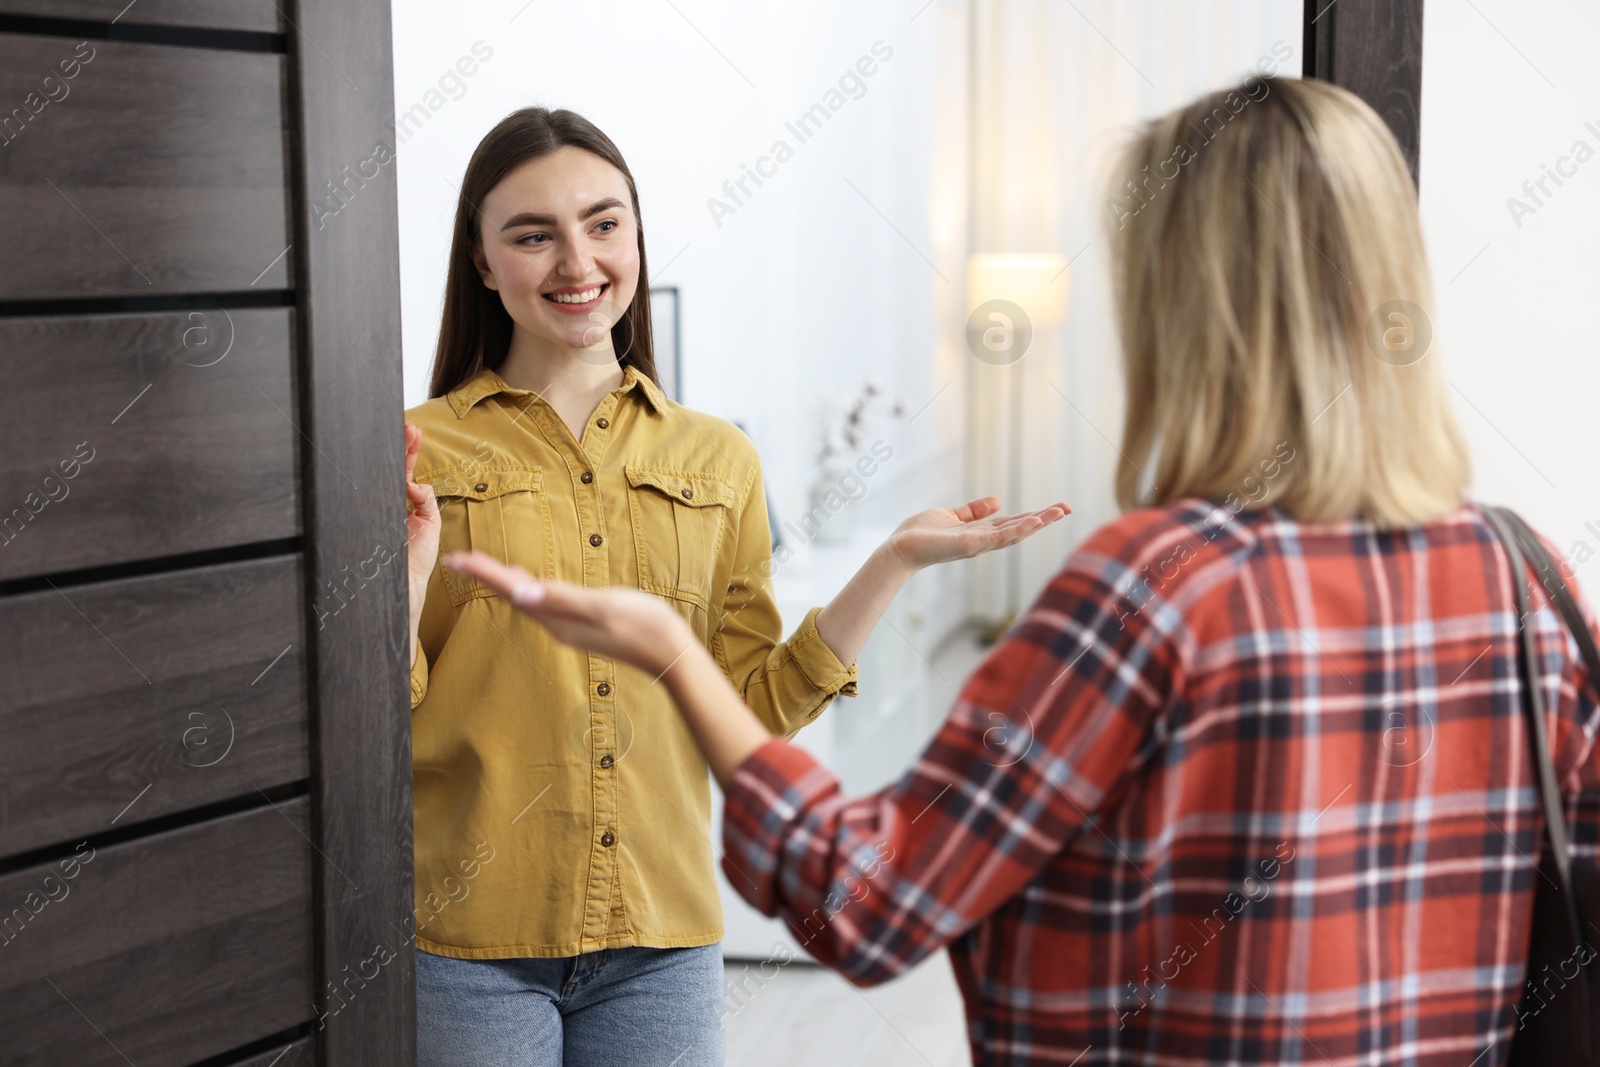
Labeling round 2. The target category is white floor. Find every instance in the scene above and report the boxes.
[722,624,995,1066]
[723,954,971,1066]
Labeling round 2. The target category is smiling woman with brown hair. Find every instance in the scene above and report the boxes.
[400,107,1066,1065]
[445,80,1600,1067]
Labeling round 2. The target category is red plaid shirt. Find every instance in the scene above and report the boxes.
[722,500,1600,1066]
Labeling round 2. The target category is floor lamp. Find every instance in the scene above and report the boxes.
[965,252,1069,639]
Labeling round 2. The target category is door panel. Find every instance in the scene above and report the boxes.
[0,801,314,1065]
[0,308,299,581]
[0,556,308,854]
[0,33,292,298]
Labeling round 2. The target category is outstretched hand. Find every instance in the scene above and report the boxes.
[447,549,770,784]
[443,550,695,678]
[885,496,1071,570]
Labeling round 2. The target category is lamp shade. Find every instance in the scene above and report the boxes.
[966,252,1070,326]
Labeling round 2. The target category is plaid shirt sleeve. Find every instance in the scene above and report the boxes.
[721,510,1219,985]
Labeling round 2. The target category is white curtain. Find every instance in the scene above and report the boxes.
[964,0,1303,623]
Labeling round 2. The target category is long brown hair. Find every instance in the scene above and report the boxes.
[429,108,658,398]
[1105,76,1469,527]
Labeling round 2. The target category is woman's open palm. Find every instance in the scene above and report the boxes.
[886,496,1070,570]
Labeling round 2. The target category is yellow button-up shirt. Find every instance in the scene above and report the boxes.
[405,363,858,959]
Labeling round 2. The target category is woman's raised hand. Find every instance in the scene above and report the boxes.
[443,550,695,678]
[884,496,1071,570]
[405,423,441,629]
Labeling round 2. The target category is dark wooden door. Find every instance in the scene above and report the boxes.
[1303,0,1426,184]
[0,2,413,1064]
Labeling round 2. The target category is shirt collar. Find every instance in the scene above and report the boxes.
[623,364,671,414]
[446,362,668,419]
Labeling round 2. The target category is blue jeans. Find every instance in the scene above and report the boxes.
[415,944,725,1066]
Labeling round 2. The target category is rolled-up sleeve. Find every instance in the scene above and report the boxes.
[712,462,858,738]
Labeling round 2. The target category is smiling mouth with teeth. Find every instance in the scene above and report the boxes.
[544,284,608,306]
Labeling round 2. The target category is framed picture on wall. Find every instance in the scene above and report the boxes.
[650,286,680,402]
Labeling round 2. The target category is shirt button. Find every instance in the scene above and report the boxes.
[600,832,615,847]
[589,533,603,547]
[596,682,611,696]
[474,482,488,493]
[580,471,594,484]
[599,754,614,769]
[681,488,693,499]
[596,417,610,429]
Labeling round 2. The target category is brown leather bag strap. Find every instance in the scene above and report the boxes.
[1500,509,1600,706]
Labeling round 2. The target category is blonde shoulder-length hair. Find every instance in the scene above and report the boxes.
[1106,75,1470,528]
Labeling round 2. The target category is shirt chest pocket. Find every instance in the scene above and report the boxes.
[432,466,551,605]
[625,466,734,611]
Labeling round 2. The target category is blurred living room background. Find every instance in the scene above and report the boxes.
[385,1,1600,1061]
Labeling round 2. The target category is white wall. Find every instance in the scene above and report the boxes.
[1419,0,1600,579]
